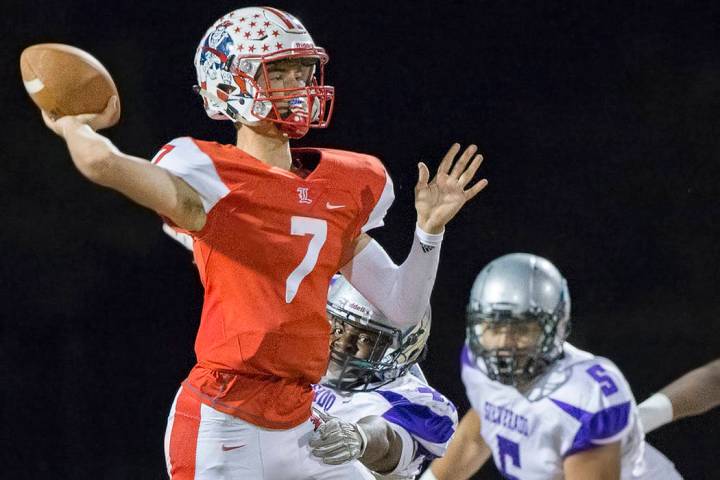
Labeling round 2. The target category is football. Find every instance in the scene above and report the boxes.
[20,43,120,122]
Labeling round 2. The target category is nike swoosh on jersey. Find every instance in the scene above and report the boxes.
[326,202,345,209]
[221,444,246,451]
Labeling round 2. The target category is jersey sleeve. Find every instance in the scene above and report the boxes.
[151,137,230,213]
[360,165,394,233]
[376,379,458,476]
[550,358,635,457]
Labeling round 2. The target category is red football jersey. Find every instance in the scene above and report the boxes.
[153,138,393,428]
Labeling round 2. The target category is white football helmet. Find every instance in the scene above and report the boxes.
[322,275,431,392]
[194,6,334,138]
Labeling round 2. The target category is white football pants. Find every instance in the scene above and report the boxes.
[164,386,375,480]
[630,442,683,480]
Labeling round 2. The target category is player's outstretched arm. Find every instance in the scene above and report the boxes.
[309,413,402,473]
[563,442,621,480]
[342,144,488,328]
[421,408,491,480]
[40,98,206,231]
[639,357,720,433]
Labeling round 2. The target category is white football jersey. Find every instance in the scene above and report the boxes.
[461,342,682,480]
[312,371,458,479]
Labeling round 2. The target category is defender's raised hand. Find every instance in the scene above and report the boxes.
[415,143,488,234]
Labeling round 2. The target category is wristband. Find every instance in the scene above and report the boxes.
[356,423,369,458]
[638,392,673,434]
[416,223,444,246]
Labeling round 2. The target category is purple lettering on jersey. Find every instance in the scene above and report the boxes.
[550,398,631,456]
[483,401,530,437]
[417,386,456,412]
[417,386,443,402]
[312,384,337,412]
[497,435,521,480]
[377,390,455,445]
[586,364,619,396]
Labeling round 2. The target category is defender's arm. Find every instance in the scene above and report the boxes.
[421,408,491,480]
[639,358,720,433]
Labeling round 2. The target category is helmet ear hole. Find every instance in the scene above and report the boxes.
[216,83,236,102]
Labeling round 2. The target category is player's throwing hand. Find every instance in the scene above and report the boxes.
[42,95,120,138]
[415,143,488,234]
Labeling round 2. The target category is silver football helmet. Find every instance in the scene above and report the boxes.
[322,275,430,392]
[466,253,571,386]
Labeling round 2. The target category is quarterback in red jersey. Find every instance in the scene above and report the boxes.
[39,6,487,479]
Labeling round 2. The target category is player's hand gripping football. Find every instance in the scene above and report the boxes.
[42,95,120,138]
[415,143,488,234]
[309,410,368,465]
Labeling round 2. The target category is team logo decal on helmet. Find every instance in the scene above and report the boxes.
[322,275,431,392]
[194,7,335,138]
[199,21,235,83]
[465,253,571,386]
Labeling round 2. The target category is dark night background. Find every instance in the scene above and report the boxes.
[2,0,719,478]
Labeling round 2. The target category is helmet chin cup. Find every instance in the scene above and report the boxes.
[279,119,309,139]
[277,96,310,138]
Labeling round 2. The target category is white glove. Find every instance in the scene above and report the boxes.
[309,415,368,465]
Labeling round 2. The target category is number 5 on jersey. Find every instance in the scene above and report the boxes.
[286,216,328,303]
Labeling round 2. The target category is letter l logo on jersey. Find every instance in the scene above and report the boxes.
[297,187,312,204]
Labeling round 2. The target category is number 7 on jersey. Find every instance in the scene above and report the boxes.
[286,216,328,303]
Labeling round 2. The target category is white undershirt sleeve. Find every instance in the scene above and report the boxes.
[340,224,443,328]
